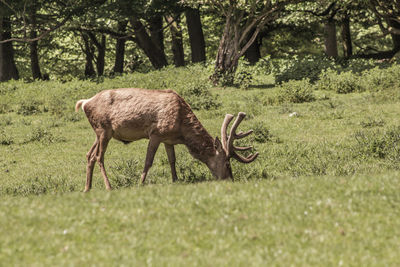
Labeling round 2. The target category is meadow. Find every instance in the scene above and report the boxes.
[1,60,400,265]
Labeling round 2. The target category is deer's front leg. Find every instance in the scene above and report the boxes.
[164,144,178,182]
[141,137,161,184]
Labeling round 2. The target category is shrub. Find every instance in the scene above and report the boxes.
[361,65,400,91]
[0,130,13,145]
[177,159,212,183]
[354,126,400,163]
[46,95,67,117]
[235,70,253,89]
[0,116,12,126]
[316,69,363,94]
[180,82,221,110]
[360,117,385,128]
[24,127,66,144]
[0,98,12,114]
[17,99,43,115]
[276,79,316,103]
[110,159,140,188]
[250,123,278,143]
[275,56,336,84]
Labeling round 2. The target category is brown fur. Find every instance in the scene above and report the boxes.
[77,88,225,192]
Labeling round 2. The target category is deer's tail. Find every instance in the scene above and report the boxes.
[75,99,86,112]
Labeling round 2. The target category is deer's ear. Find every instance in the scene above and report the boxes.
[214,137,224,153]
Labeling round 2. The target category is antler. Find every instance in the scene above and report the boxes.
[221,112,259,163]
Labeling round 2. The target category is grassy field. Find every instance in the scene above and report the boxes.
[1,65,400,265]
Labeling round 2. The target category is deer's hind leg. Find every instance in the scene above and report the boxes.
[84,137,99,192]
[97,129,112,191]
[140,136,161,184]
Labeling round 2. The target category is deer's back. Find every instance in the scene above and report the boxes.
[84,88,185,143]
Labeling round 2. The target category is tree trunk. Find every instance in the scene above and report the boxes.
[0,16,19,82]
[29,10,42,80]
[166,15,185,67]
[212,15,240,85]
[113,21,127,74]
[86,32,106,76]
[341,13,352,58]
[81,33,96,77]
[149,15,164,52]
[29,31,42,80]
[96,35,106,76]
[130,18,168,69]
[389,19,400,52]
[358,18,400,59]
[244,29,261,64]
[185,7,206,63]
[324,18,338,58]
[212,13,265,85]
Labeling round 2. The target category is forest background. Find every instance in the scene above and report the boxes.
[1,0,399,83]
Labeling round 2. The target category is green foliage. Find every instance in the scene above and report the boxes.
[360,117,385,128]
[235,70,253,89]
[275,56,336,84]
[0,116,12,126]
[250,123,277,143]
[355,126,400,164]
[0,129,13,145]
[17,99,43,115]
[24,127,66,144]
[46,95,67,117]
[181,82,221,110]
[316,69,363,94]
[276,79,316,103]
[360,65,400,91]
[271,56,396,86]
[176,159,213,183]
[110,159,140,188]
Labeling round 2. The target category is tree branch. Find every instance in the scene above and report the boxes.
[0,15,71,43]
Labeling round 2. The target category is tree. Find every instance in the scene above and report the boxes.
[0,0,107,80]
[166,14,185,66]
[193,0,306,84]
[185,7,206,63]
[367,0,400,58]
[0,15,19,81]
[113,20,128,73]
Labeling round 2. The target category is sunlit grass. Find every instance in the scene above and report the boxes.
[1,65,400,265]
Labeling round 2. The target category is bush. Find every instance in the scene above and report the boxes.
[177,159,212,183]
[361,65,400,91]
[24,127,66,144]
[46,95,67,117]
[110,159,140,188]
[235,70,253,89]
[180,82,221,110]
[276,79,316,103]
[316,69,363,94]
[354,126,400,163]
[275,56,336,84]
[250,123,279,143]
[271,56,395,85]
[0,130,13,145]
[17,99,43,115]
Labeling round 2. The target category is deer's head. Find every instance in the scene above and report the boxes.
[208,112,259,180]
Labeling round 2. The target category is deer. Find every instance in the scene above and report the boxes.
[75,88,258,192]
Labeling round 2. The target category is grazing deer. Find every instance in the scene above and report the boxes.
[75,88,258,192]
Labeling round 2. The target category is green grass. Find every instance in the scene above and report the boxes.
[1,64,400,265]
[1,174,399,266]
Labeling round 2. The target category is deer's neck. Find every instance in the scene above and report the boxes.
[181,112,216,164]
